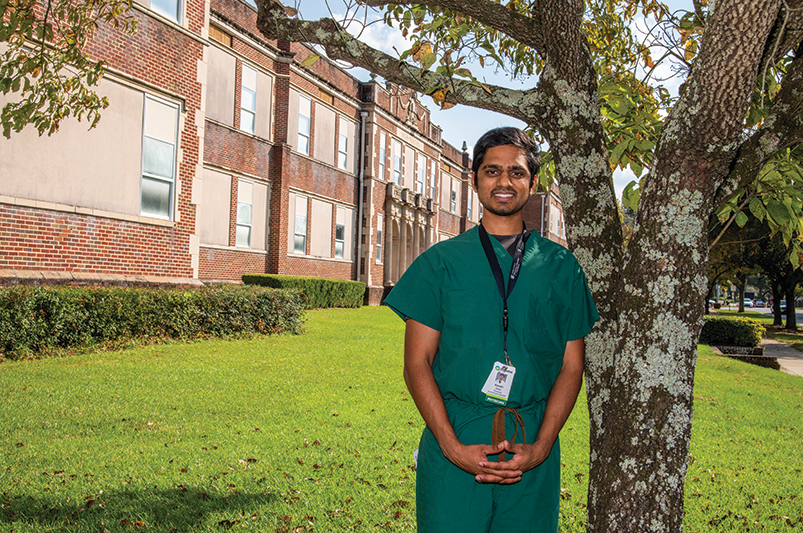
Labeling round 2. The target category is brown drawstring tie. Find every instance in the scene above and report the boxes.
[491,407,526,462]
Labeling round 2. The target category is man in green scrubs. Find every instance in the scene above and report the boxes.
[384,128,598,533]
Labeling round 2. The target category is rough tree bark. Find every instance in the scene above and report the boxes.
[256,1,803,531]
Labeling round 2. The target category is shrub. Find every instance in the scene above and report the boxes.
[242,274,366,309]
[0,285,305,359]
[699,315,765,347]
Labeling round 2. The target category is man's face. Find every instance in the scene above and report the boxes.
[474,144,534,218]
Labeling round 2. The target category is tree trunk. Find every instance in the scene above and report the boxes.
[771,282,783,326]
[738,275,746,313]
[785,287,798,330]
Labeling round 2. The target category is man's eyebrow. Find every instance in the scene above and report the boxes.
[482,163,527,171]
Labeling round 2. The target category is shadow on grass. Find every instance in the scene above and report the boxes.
[0,485,279,531]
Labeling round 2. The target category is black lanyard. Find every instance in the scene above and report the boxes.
[478,221,531,366]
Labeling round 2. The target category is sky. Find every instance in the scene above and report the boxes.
[294,0,691,200]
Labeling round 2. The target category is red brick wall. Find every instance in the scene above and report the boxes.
[283,256,355,280]
[198,247,266,280]
[0,204,193,276]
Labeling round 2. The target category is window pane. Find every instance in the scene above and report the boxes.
[240,109,255,134]
[335,241,344,258]
[295,214,307,235]
[336,223,345,240]
[236,225,251,247]
[237,202,252,225]
[143,136,175,179]
[241,87,256,111]
[298,114,310,136]
[150,0,180,23]
[294,235,306,254]
[338,150,347,170]
[141,177,171,218]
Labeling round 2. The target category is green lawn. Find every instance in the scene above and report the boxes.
[1,307,801,532]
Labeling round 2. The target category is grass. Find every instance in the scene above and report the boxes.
[1,307,802,532]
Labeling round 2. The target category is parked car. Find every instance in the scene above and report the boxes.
[780,300,787,314]
[743,298,754,308]
[753,299,765,308]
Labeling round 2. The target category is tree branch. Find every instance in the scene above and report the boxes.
[256,1,547,123]
[758,0,803,73]
[713,51,803,208]
[360,0,547,58]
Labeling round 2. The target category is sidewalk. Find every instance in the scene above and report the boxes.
[760,338,803,378]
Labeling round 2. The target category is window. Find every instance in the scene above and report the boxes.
[335,206,346,258]
[209,25,231,46]
[294,195,308,254]
[318,88,334,105]
[338,117,349,170]
[150,0,181,23]
[451,189,457,212]
[140,95,179,219]
[416,153,425,194]
[392,139,402,185]
[378,132,386,180]
[451,178,460,213]
[376,213,383,263]
[236,181,253,247]
[240,64,257,134]
[429,160,436,198]
[467,187,473,220]
[297,95,311,155]
[480,204,484,219]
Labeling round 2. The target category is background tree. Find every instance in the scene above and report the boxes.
[754,231,803,329]
[256,1,803,531]
[0,0,137,137]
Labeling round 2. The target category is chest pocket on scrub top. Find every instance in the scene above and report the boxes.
[525,296,570,361]
[441,288,497,351]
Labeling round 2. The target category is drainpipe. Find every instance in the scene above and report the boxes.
[356,111,369,282]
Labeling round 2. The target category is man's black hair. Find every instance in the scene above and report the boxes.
[472,127,541,188]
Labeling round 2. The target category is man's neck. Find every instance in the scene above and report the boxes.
[481,213,524,235]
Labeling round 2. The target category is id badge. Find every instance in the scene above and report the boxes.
[480,362,516,406]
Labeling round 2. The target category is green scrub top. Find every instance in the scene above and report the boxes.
[384,225,599,533]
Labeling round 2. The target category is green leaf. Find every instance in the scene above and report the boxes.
[298,54,320,68]
[734,211,749,228]
[630,159,643,177]
[622,180,640,211]
[766,199,792,226]
[748,197,766,221]
[420,52,437,71]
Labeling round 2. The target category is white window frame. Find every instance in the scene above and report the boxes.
[150,0,182,24]
[236,180,253,247]
[294,195,308,254]
[240,64,257,134]
[140,95,179,220]
[376,213,384,263]
[338,117,349,170]
[297,95,311,156]
[416,153,425,195]
[392,139,402,186]
[378,131,386,180]
[335,206,346,259]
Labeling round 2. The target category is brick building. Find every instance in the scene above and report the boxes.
[0,0,565,304]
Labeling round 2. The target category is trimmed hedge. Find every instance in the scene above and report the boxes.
[242,274,366,309]
[699,315,765,347]
[0,285,305,359]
